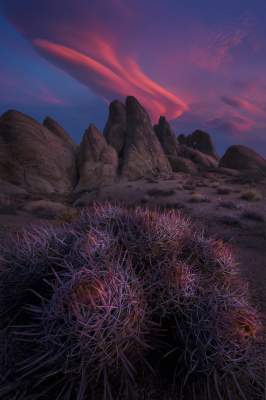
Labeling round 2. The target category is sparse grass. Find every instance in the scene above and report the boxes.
[240,189,263,201]
[189,192,210,203]
[58,207,79,223]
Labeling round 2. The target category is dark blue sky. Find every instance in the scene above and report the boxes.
[1,0,266,155]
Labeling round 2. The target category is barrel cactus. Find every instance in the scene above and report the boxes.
[0,202,264,399]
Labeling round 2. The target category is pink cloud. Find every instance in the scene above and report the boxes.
[221,95,266,116]
[34,37,188,121]
[208,113,255,135]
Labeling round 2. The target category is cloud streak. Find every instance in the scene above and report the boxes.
[34,37,188,121]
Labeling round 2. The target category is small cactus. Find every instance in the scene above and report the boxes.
[0,202,264,399]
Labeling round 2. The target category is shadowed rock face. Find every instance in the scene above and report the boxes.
[103,100,126,158]
[120,97,172,180]
[154,116,180,159]
[43,116,77,151]
[155,116,217,172]
[75,124,118,193]
[178,145,218,169]
[219,145,266,172]
[0,110,77,193]
[2,98,266,197]
[178,130,219,160]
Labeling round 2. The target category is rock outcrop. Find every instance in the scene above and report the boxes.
[43,116,77,150]
[178,145,218,169]
[2,98,265,199]
[103,100,126,158]
[219,145,266,172]
[75,124,118,193]
[155,116,217,172]
[0,110,77,193]
[121,97,172,180]
[178,130,219,159]
[154,117,181,166]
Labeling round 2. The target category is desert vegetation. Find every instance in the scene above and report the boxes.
[240,189,263,201]
[189,192,210,203]
[0,203,264,400]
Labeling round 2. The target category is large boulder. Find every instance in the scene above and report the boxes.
[178,145,218,169]
[75,124,118,193]
[23,200,75,219]
[219,145,266,173]
[154,116,217,172]
[169,156,198,174]
[0,178,28,195]
[154,116,197,173]
[43,116,77,151]
[103,100,126,158]
[121,97,172,179]
[178,130,219,159]
[0,110,77,193]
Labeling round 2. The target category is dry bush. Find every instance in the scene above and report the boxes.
[189,192,210,203]
[0,203,264,400]
[240,189,263,201]
[58,207,79,223]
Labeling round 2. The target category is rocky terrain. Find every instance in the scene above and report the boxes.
[0,96,265,314]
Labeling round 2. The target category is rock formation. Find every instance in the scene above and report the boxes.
[178,145,218,169]
[155,116,217,172]
[43,116,77,151]
[219,145,266,172]
[121,97,172,180]
[103,100,126,158]
[75,124,118,193]
[1,98,265,198]
[178,130,219,159]
[0,110,77,193]
[154,116,182,169]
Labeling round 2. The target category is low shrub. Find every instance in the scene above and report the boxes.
[240,189,263,201]
[189,192,210,203]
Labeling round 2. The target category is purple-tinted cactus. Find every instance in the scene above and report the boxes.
[0,202,264,399]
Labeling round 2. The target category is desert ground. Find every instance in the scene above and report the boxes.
[1,170,265,315]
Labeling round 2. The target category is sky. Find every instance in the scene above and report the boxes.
[1,0,266,156]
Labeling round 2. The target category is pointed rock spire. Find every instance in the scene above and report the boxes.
[103,100,126,157]
[120,97,172,179]
[75,124,118,192]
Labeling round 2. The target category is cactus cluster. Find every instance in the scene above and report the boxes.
[0,202,264,399]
